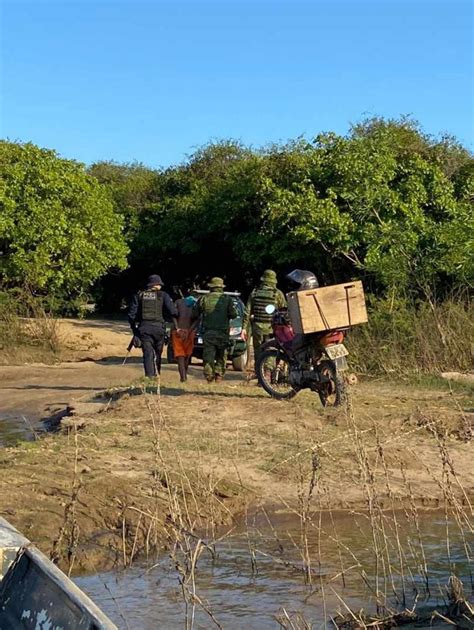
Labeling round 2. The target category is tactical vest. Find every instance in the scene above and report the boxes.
[140,290,164,323]
[200,292,234,332]
[252,285,277,323]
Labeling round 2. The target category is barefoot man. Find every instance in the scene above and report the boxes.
[171,294,199,382]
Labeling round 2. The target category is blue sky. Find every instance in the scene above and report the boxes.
[1,0,472,168]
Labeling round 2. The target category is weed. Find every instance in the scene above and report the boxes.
[0,290,63,360]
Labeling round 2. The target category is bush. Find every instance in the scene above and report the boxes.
[348,295,473,374]
[0,290,62,355]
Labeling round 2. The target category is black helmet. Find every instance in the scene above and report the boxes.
[286,269,319,291]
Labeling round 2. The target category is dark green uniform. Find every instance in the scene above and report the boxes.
[243,270,287,362]
[194,278,238,380]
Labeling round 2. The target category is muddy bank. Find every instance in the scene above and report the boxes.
[0,367,472,575]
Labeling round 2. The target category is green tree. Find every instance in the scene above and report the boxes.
[258,119,473,294]
[0,141,129,301]
[88,161,159,241]
[87,119,473,303]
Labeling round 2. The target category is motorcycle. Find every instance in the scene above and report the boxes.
[255,305,349,407]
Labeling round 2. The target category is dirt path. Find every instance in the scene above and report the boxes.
[0,319,472,574]
[0,319,144,443]
[0,318,251,442]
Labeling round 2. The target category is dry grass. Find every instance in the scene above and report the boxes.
[349,296,473,374]
[0,372,472,627]
[0,293,63,362]
[272,394,473,627]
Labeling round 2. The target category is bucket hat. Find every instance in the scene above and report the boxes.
[260,269,277,286]
[146,274,164,288]
[207,277,225,289]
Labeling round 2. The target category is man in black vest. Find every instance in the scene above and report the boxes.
[128,274,178,378]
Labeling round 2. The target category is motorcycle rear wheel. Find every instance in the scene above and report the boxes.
[256,348,298,400]
[317,360,346,407]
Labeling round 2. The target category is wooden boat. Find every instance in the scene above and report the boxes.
[0,516,116,629]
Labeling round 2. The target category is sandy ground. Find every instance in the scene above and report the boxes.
[0,319,143,434]
[0,319,472,573]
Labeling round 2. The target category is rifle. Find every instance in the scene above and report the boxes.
[123,335,141,366]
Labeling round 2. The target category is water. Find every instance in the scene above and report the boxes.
[0,413,39,446]
[75,510,473,629]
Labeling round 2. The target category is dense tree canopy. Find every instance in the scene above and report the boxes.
[91,118,473,307]
[1,118,472,312]
[0,142,128,303]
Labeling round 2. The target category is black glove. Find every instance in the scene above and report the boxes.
[132,335,142,349]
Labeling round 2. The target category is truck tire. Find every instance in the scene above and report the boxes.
[232,349,248,372]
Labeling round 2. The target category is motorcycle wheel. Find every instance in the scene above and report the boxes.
[317,360,346,407]
[256,348,298,400]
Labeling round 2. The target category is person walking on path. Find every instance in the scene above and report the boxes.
[128,274,178,379]
[243,269,287,365]
[193,278,238,383]
[171,294,199,382]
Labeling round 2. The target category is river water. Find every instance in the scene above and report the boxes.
[75,509,473,629]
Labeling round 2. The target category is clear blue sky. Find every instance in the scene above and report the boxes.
[1,0,472,168]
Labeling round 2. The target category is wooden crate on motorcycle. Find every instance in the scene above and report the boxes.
[287,281,368,334]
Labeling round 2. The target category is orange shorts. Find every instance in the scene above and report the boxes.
[171,329,195,357]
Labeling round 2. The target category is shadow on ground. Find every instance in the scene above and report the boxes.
[65,318,130,332]
[3,385,106,392]
[96,382,266,402]
[74,356,144,365]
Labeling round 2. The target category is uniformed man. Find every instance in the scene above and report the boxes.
[193,277,238,383]
[128,274,178,378]
[243,269,287,363]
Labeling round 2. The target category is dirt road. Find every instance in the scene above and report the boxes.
[0,318,251,443]
[0,319,145,443]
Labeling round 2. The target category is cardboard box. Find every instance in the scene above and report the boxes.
[287,280,368,334]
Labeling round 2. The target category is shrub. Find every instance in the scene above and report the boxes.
[348,295,473,374]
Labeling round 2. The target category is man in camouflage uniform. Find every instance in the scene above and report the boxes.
[194,277,238,382]
[243,269,287,364]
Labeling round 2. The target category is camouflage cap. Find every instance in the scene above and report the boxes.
[260,269,278,285]
[207,277,225,289]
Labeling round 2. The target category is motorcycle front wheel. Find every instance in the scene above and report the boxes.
[256,348,298,400]
[317,360,346,407]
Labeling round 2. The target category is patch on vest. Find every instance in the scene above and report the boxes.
[142,291,156,300]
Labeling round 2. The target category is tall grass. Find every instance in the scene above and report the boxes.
[348,295,473,375]
[0,289,62,357]
[44,378,472,627]
[266,394,473,627]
